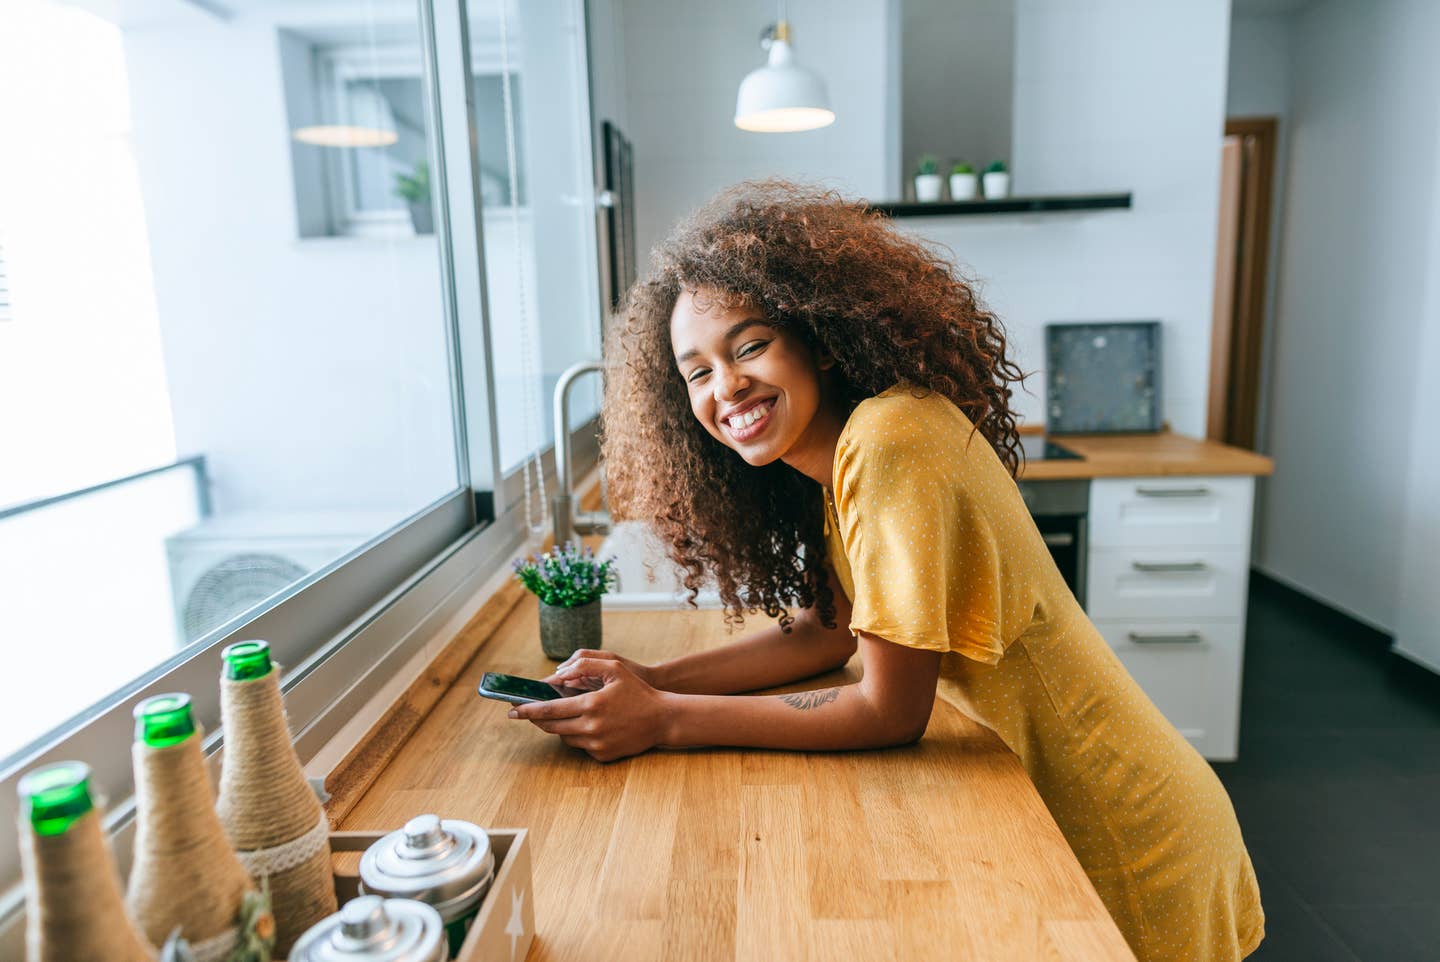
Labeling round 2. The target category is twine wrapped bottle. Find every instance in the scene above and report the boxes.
[17,760,156,962]
[127,693,259,962]
[216,640,336,955]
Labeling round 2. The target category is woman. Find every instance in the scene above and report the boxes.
[508,180,1264,961]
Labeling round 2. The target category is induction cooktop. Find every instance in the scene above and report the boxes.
[1019,433,1083,462]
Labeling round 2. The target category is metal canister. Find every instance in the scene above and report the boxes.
[358,814,495,957]
[288,896,445,962]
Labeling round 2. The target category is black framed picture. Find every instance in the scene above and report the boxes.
[602,120,637,312]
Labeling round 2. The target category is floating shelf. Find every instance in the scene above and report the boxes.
[872,192,1132,218]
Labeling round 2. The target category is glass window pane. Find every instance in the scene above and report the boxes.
[0,0,463,763]
[468,0,602,479]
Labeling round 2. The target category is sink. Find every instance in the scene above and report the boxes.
[598,521,722,610]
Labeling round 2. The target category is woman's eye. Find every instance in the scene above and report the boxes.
[687,369,708,383]
[739,341,768,357]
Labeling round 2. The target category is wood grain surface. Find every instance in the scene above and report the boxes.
[335,598,1137,961]
[1015,429,1273,480]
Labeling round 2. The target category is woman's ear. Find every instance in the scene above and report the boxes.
[818,351,836,371]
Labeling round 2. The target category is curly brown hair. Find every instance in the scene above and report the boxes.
[600,179,1031,635]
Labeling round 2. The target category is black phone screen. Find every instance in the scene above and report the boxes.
[481,672,567,701]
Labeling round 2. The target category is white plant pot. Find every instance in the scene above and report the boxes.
[914,174,943,203]
[949,173,978,201]
[982,171,1011,199]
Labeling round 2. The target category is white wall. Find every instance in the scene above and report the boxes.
[900,0,1232,432]
[1250,0,1440,633]
[1394,128,1440,668]
[613,0,1230,433]
[617,0,892,280]
[1225,12,1293,465]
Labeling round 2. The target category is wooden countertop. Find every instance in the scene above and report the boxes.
[330,597,1136,960]
[1015,427,1274,481]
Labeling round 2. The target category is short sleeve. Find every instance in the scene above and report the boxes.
[832,416,1006,666]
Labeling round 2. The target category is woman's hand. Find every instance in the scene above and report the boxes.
[540,648,659,691]
[510,657,676,762]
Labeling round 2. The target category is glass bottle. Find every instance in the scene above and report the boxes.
[17,761,156,962]
[126,693,260,958]
[216,640,336,955]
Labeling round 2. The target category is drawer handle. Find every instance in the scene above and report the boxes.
[1134,485,1212,498]
[1042,532,1075,548]
[1131,560,1208,573]
[1128,631,1204,645]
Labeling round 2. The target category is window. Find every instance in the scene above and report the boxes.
[466,0,603,482]
[283,38,526,239]
[0,0,602,922]
[0,0,478,759]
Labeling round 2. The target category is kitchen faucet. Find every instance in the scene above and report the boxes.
[552,360,612,547]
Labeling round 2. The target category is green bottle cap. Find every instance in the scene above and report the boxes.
[222,639,273,681]
[134,693,196,747]
[18,761,94,837]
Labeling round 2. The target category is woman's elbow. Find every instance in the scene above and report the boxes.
[881,705,933,747]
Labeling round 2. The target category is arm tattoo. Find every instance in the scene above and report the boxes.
[779,687,840,711]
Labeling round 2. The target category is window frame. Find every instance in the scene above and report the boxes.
[319,44,427,237]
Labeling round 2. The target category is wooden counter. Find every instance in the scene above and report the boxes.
[329,598,1136,961]
[1015,428,1274,481]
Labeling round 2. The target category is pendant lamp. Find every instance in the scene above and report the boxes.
[734,12,834,133]
[293,83,398,148]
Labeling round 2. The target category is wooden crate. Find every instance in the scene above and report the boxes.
[328,828,535,962]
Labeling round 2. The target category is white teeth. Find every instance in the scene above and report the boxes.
[728,399,772,431]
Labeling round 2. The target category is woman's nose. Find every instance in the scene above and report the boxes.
[713,364,750,401]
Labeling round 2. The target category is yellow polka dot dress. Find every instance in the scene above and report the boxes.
[821,383,1265,962]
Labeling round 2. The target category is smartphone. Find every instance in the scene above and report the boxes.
[477,671,585,706]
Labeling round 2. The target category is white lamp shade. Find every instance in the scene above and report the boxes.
[293,84,398,147]
[734,39,834,133]
[292,125,399,148]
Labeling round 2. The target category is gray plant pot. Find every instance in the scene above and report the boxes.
[407,200,434,235]
[538,598,602,660]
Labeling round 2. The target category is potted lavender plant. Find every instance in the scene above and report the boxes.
[512,541,618,660]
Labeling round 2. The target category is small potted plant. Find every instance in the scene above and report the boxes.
[512,541,617,660]
[982,159,1011,200]
[914,153,943,202]
[393,159,433,235]
[949,161,977,201]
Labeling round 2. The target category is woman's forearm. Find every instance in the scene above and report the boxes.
[650,619,855,695]
[659,683,924,751]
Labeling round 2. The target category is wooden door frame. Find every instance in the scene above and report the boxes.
[1210,117,1277,450]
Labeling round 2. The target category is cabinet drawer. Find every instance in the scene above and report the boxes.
[1086,545,1248,620]
[1093,618,1243,760]
[1089,476,1254,548]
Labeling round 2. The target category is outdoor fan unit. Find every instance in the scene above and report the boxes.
[164,509,400,645]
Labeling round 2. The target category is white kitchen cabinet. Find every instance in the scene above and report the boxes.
[1089,476,1254,548]
[1091,618,1243,757]
[1087,475,1256,760]
[1087,545,1250,621]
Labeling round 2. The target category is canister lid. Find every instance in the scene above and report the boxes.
[289,896,445,962]
[359,815,495,915]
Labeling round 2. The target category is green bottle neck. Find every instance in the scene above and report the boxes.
[134,693,196,748]
[222,639,273,682]
[19,761,94,837]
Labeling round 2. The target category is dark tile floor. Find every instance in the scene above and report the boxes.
[1211,574,1440,962]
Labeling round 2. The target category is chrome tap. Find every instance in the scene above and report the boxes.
[552,360,612,547]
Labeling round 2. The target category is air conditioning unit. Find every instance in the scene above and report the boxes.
[165,509,401,644]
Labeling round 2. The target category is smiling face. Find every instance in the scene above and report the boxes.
[670,287,847,483]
